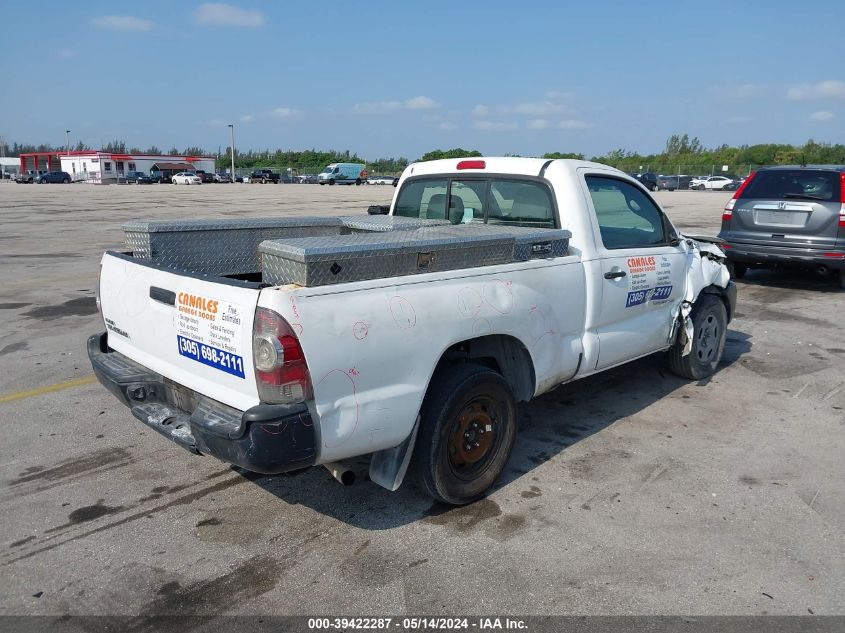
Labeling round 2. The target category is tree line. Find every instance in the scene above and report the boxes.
[3,136,843,176]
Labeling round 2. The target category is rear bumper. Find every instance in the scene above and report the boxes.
[87,332,317,474]
[722,240,845,270]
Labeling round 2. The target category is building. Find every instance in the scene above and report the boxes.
[18,151,216,184]
[1,157,19,178]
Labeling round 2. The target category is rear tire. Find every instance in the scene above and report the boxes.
[414,363,517,505]
[667,294,727,380]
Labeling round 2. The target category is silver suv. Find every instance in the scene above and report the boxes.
[718,165,845,289]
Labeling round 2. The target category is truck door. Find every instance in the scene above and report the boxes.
[581,174,687,370]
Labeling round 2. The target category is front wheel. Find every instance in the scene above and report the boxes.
[414,363,517,505]
[667,294,727,380]
[328,179,335,185]
[698,184,706,190]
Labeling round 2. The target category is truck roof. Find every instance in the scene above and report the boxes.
[403,156,622,179]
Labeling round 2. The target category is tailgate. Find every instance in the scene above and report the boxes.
[99,252,261,411]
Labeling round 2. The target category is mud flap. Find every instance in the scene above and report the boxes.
[368,416,420,491]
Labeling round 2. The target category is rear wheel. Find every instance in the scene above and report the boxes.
[667,294,727,380]
[414,363,517,505]
[63,178,70,184]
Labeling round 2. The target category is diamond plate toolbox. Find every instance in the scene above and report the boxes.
[419,225,571,261]
[124,216,343,275]
[260,228,517,287]
[339,216,450,233]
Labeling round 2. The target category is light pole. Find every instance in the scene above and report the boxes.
[228,124,235,183]
[65,130,70,155]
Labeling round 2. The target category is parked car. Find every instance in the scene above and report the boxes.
[630,172,658,191]
[298,173,319,184]
[37,171,72,184]
[195,170,215,184]
[172,172,202,185]
[657,175,694,191]
[15,171,38,184]
[126,171,153,184]
[280,173,300,184]
[213,173,232,183]
[718,165,845,287]
[691,176,734,190]
[149,172,172,184]
[367,175,395,185]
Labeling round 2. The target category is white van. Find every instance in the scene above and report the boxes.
[317,163,366,185]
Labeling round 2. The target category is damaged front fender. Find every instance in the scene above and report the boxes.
[672,236,735,356]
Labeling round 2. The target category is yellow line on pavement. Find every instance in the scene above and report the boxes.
[0,375,98,404]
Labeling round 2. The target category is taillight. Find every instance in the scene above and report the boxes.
[457,160,485,170]
[723,171,756,223]
[722,199,735,222]
[253,307,312,404]
[839,173,845,228]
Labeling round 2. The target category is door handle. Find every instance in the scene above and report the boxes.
[149,286,176,306]
[604,270,627,280]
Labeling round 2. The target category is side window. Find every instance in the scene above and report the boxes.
[128,162,136,171]
[394,178,449,219]
[488,180,555,228]
[585,176,667,249]
[103,162,112,172]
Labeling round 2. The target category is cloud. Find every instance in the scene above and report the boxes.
[405,96,438,110]
[57,48,75,58]
[353,97,438,114]
[473,120,518,132]
[526,119,550,130]
[809,111,835,121]
[92,16,152,31]
[240,114,254,123]
[511,100,569,116]
[557,119,594,129]
[787,79,845,101]
[271,107,300,119]
[194,3,264,27]
[471,105,490,117]
[354,101,402,114]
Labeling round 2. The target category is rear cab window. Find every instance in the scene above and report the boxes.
[740,169,841,202]
[394,176,556,228]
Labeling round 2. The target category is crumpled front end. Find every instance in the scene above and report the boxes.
[674,238,736,356]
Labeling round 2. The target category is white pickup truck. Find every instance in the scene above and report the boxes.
[88,157,735,505]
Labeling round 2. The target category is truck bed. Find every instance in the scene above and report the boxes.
[124,215,571,287]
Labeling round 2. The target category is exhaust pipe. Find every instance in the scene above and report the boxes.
[816,265,830,276]
[323,461,356,486]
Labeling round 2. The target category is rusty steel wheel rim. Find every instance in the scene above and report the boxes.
[448,397,498,478]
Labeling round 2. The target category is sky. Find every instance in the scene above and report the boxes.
[1,1,843,160]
